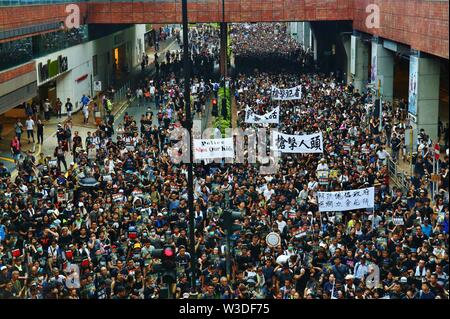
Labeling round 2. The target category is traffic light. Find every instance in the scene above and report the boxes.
[151,245,177,284]
[212,98,218,117]
[220,210,243,234]
[161,245,176,270]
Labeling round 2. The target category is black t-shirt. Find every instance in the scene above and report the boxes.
[276,269,293,283]
[249,243,261,261]
[176,254,190,269]
[59,234,73,249]
[177,281,190,294]
[412,233,428,248]
[294,267,309,293]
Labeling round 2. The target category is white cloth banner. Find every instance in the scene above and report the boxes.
[193,138,234,160]
[271,85,302,101]
[245,106,279,124]
[272,131,323,153]
[317,187,375,212]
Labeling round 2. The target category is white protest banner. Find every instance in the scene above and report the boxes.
[245,106,279,124]
[317,187,375,212]
[271,85,302,101]
[193,138,234,160]
[272,131,323,153]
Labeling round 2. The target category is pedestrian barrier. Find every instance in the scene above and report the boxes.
[387,157,410,193]
[113,81,131,103]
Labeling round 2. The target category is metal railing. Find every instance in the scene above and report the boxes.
[112,80,131,104]
[387,157,410,193]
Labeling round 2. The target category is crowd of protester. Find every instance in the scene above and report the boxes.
[231,23,313,73]
[0,23,448,300]
[150,24,219,81]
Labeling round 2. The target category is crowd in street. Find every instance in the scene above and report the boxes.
[150,24,219,81]
[0,23,448,300]
[231,23,313,73]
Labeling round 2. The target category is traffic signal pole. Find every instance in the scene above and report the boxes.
[225,229,231,280]
[182,0,197,290]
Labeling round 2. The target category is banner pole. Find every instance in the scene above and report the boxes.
[372,207,375,229]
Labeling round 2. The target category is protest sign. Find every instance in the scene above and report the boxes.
[317,187,375,212]
[245,106,280,124]
[272,131,323,153]
[271,85,302,100]
[193,138,234,160]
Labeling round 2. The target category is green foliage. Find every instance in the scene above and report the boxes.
[213,87,232,136]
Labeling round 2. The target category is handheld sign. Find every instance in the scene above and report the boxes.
[266,232,281,248]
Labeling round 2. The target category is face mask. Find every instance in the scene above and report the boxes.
[37,247,43,253]
[209,232,215,236]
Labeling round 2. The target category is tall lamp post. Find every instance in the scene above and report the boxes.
[181,0,197,290]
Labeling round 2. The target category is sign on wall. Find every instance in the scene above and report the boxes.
[93,80,102,92]
[408,56,419,116]
[350,35,356,75]
[38,55,68,83]
[370,41,378,83]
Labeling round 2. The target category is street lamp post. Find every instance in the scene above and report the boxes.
[220,0,228,120]
[181,0,197,290]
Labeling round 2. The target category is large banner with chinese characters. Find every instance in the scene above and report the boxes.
[272,131,323,153]
[193,138,234,160]
[271,85,302,101]
[317,187,375,212]
[245,106,280,124]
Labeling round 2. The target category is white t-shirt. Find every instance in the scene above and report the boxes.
[26,119,35,130]
[377,149,389,160]
[276,220,287,233]
[263,188,275,201]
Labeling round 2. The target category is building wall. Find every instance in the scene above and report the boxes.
[353,0,449,59]
[7,24,145,113]
[1,1,448,58]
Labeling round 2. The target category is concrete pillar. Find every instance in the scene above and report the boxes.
[299,22,304,45]
[303,23,310,49]
[410,52,440,142]
[351,34,369,93]
[371,38,394,102]
[341,35,351,84]
[313,33,318,62]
